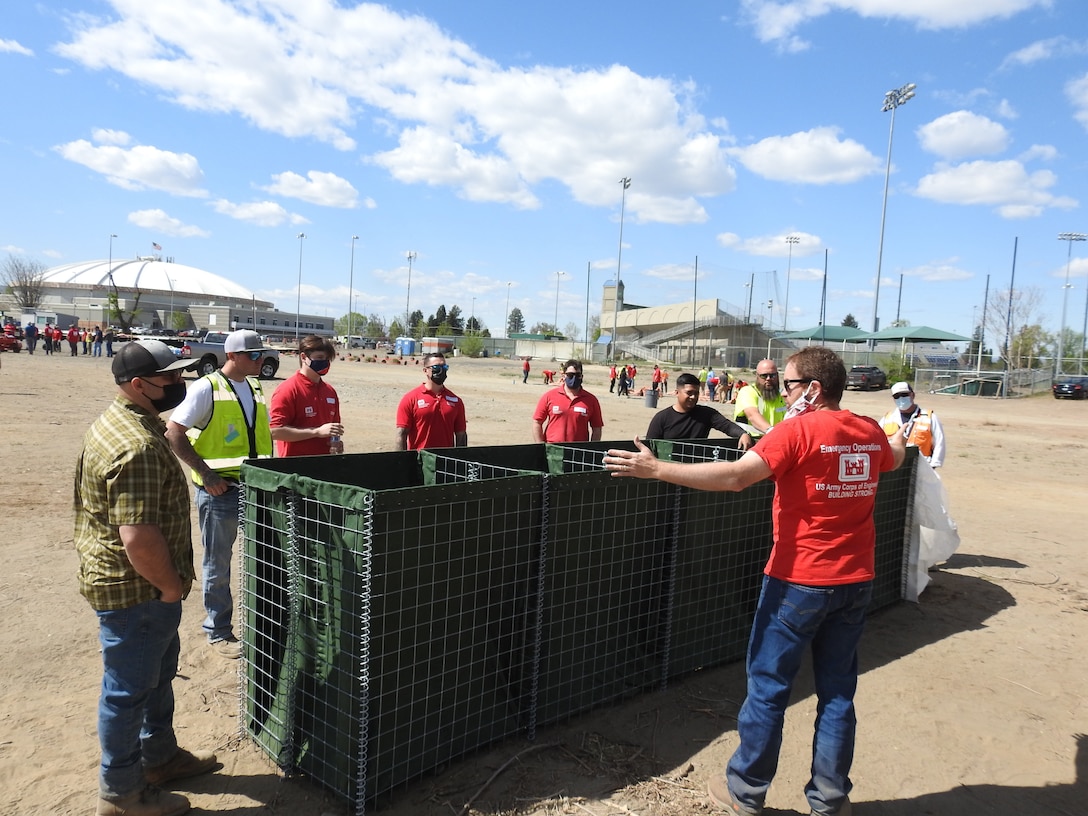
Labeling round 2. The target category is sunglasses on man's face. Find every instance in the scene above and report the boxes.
[757,372,778,379]
[244,351,263,361]
[429,364,449,374]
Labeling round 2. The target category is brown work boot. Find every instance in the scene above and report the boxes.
[96,785,189,816]
[144,747,220,787]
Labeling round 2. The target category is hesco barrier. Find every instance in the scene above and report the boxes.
[238,441,917,811]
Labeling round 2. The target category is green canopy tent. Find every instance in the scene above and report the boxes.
[865,325,971,364]
[780,325,871,351]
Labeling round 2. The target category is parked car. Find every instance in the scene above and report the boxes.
[180,331,280,379]
[0,333,23,353]
[1052,376,1088,400]
[846,365,887,391]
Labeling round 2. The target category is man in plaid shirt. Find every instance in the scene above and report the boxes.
[75,340,220,816]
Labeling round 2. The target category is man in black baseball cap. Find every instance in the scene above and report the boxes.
[77,338,218,816]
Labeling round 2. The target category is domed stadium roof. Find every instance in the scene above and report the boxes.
[43,258,256,301]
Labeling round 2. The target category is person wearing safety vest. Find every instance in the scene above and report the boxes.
[880,381,945,468]
[166,329,273,659]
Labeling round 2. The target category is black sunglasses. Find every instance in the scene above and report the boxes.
[757,372,778,379]
[782,378,813,391]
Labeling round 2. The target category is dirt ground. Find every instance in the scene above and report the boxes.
[1,349,1086,816]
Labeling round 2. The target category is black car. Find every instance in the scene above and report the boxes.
[846,365,888,391]
[1052,376,1088,400]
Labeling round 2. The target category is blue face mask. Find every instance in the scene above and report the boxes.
[894,395,913,411]
[565,374,582,389]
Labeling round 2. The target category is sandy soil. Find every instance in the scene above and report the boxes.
[1,349,1086,816]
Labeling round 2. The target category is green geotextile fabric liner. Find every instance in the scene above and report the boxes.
[533,445,675,727]
[240,458,542,804]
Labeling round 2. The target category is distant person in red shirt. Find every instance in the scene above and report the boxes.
[269,335,344,456]
[542,369,555,385]
[652,364,664,394]
[67,324,81,356]
[532,359,604,443]
[395,352,467,450]
[522,357,531,384]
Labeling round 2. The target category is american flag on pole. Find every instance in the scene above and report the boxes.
[152,242,162,251]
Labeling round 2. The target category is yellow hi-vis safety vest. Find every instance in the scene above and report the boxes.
[186,372,272,485]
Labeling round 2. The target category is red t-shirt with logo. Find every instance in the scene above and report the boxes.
[532,387,604,443]
[395,384,467,449]
[753,409,895,585]
[269,369,341,457]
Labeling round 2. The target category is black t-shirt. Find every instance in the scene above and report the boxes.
[645,404,746,440]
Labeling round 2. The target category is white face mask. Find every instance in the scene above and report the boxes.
[783,383,816,421]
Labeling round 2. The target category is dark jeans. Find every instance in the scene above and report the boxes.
[726,576,872,815]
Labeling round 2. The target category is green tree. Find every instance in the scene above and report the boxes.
[448,305,464,334]
[408,309,424,339]
[530,322,559,337]
[507,307,526,335]
[170,310,189,332]
[336,312,366,336]
[841,313,859,328]
[388,317,405,338]
[460,334,484,357]
[1009,323,1051,369]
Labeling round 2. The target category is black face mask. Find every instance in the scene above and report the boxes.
[429,364,449,385]
[564,374,583,389]
[144,381,187,412]
[307,358,331,375]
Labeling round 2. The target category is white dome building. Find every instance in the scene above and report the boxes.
[19,255,333,338]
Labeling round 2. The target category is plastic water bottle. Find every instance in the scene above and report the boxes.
[329,435,343,455]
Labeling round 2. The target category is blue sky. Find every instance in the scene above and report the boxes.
[2,0,1087,344]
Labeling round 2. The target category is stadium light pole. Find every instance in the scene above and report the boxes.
[1057,232,1086,378]
[295,233,306,340]
[553,270,566,337]
[872,82,916,346]
[404,251,416,337]
[584,261,592,360]
[347,235,359,340]
[783,235,799,331]
[505,281,512,339]
[611,176,631,360]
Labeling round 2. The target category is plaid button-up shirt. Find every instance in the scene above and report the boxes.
[74,394,195,611]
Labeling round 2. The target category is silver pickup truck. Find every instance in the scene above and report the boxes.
[180,332,281,379]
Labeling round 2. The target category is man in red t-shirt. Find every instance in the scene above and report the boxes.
[269,335,345,456]
[605,347,905,816]
[532,359,604,443]
[395,352,467,450]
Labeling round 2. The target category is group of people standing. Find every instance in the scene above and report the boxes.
[24,322,114,357]
[74,334,943,815]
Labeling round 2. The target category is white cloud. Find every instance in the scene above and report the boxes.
[901,259,973,282]
[916,111,1010,159]
[1067,73,1088,131]
[263,170,360,208]
[53,2,735,225]
[914,160,1077,218]
[211,198,305,227]
[1018,144,1058,162]
[1001,35,1088,69]
[643,263,700,281]
[0,39,33,56]
[716,231,823,257]
[53,135,208,197]
[727,127,881,184]
[128,209,211,238]
[741,0,1051,51]
[995,99,1018,119]
[90,128,132,146]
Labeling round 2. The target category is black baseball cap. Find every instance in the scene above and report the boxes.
[113,340,195,384]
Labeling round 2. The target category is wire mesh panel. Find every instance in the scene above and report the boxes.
[532,442,675,726]
[240,454,543,808]
[872,446,918,610]
[647,439,774,678]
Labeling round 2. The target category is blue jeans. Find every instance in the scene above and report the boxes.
[196,485,239,642]
[96,600,182,799]
[726,576,873,815]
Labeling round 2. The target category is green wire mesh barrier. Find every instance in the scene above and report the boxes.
[238,441,916,811]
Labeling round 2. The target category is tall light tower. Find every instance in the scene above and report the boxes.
[347,234,359,339]
[611,176,631,360]
[783,235,799,331]
[1056,232,1086,378]
[505,281,513,339]
[404,251,417,337]
[872,82,916,344]
[295,232,306,340]
[553,270,566,337]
